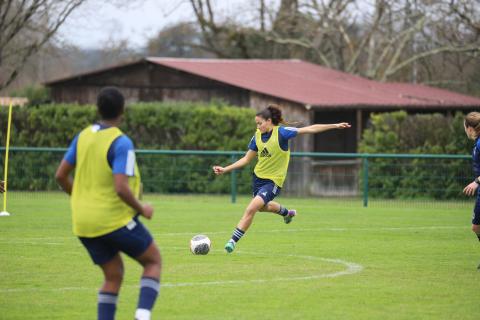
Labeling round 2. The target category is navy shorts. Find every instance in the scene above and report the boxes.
[252,174,281,204]
[79,216,153,265]
[473,193,480,225]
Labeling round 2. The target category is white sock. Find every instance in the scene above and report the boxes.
[135,308,151,320]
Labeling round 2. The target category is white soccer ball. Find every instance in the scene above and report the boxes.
[190,235,211,255]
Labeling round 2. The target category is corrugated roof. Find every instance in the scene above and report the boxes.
[45,58,480,108]
[146,58,480,108]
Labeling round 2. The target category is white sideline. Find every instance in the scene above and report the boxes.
[0,251,363,293]
[157,225,467,236]
[0,225,468,243]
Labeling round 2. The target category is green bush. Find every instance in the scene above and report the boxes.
[359,111,471,199]
[0,102,256,193]
[11,85,51,106]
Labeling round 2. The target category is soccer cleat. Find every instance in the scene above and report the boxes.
[224,240,236,253]
[283,209,296,224]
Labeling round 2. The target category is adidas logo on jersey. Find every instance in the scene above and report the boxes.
[260,147,272,158]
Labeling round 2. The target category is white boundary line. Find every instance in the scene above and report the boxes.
[155,225,468,236]
[0,251,363,293]
[0,225,468,243]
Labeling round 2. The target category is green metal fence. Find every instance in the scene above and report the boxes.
[0,147,472,207]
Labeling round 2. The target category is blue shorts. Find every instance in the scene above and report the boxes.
[473,193,480,225]
[252,174,281,204]
[79,216,153,265]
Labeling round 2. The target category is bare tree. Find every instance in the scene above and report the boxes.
[188,0,480,84]
[448,0,480,35]
[0,0,85,91]
[147,22,212,58]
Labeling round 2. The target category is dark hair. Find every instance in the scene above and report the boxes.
[97,87,125,120]
[256,104,285,125]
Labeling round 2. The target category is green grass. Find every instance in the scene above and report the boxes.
[0,193,478,319]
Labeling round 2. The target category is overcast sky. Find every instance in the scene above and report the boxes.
[57,0,273,49]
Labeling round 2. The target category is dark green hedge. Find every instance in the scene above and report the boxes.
[359,111,471,199]
[2,105,472,198]
[0,102,256,193]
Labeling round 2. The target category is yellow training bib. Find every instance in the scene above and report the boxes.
[71,125,141,237]
[253,126,290,187]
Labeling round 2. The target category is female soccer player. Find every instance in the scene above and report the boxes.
[213,105,350,253]
[55,87,161,320]
[462,112,480,269]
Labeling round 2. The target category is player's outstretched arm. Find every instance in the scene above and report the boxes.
[297,122,351,135]
[213,150,257,175]
[114,174,153,219]
[55,160,75,195]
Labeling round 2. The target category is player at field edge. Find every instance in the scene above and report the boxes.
[212,104,351,253]
[462,111,480,270]
[55,87,161,320]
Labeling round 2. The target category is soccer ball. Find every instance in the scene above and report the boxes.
[190,235,211,255]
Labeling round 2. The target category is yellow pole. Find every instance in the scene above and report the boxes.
[1,102,13,216]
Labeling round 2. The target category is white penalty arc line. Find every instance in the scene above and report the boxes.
[163,253,364,288]
[0,253,363,293]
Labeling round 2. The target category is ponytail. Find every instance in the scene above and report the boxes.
[256,104,287,125]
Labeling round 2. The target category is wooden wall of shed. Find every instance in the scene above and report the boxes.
[50,85,148,104]
[49,63,251,106]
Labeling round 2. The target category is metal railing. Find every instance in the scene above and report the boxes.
[0,147,471,207]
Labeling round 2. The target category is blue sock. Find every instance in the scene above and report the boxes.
[137,277,160,312]
[231,227,245,243]
[278,206,289,216]
[98,291,118,320]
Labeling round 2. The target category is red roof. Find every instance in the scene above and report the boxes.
[47,58,480,108]
[147,58,480,108]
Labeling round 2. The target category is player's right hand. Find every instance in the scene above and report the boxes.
[463,181,478,196]
[141,204,154,219]
[212,166,225,175]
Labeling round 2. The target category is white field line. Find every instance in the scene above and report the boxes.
[154,225,468,236]
[0,241,65,245]
[0,251,363,293]
[0,225,468,243]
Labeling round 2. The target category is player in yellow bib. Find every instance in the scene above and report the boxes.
[55,87,161,320]
[213,105,350,253]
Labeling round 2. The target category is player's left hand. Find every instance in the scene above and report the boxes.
[463,181,478,196]
[0,180,4,193]
[335,123,351,129]
[141,203,154,220]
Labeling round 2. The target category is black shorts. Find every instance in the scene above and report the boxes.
[79,216,153,265]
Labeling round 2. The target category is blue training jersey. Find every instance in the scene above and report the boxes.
[248,126,298,152]
[64,123,136,176]
[473,137,480,178]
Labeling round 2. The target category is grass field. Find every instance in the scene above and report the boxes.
[0,193,479,320]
